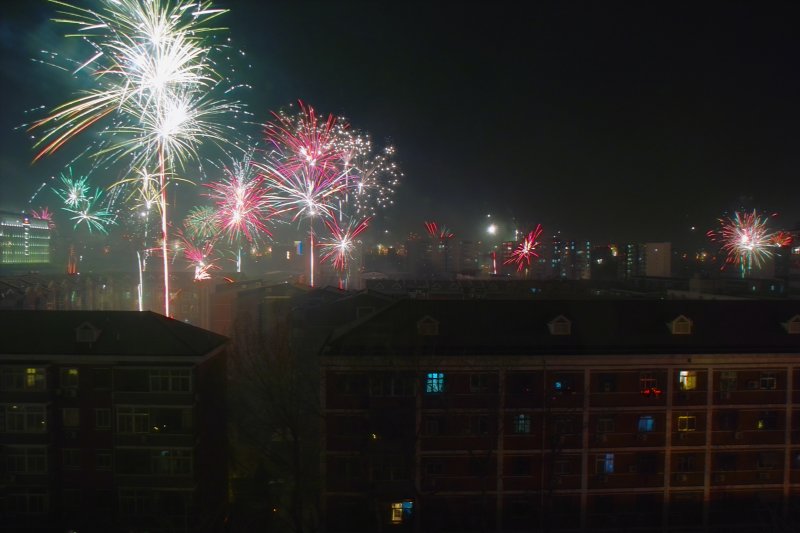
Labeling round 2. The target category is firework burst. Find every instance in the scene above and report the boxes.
[707,210,776,277]
[425,221,455,241]
[504,224,543,272]
[320,216,371,272]
[31,0,240,316]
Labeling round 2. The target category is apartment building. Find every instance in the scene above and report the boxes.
[320,299,800,532]
[0,310,227,532]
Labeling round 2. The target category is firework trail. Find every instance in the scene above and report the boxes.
[177,228,220,281]
[425,221,455,241]
[504,224,543,272]
[707,210,776,277]
[319,216,371,289]
[30,0,240,316]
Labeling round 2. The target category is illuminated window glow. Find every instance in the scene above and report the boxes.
[638,415,655,433]
[679,371,697,391]
[425,372,444,394]
[677,415,697,432]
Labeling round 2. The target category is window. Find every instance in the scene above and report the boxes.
[554,416,576,435]
[597,417,615,433]
[390,500,414,524]
[553,377,574,393]
[96,450,112,471]
[596,453,614,474]
[678,371,697,391]
[61,368,79,388]
[637,454,658,475]
[716,453,736,471]
[469,374,489,393]
[95,408,111,429]
[7,489,48,514]
[640,372,661,396]
[677,415,697,432]
[0,367,46,391]
[425,461,444,476]
[719,371,737,391]
[670,315,692,335]
[62,408,80,428]
[63,449,80,470]
[0,404,47,433]
[554,461,571,475]
[718,411,738,431]
[424,416,442,436]
[370,375,413,396]
[92,368,112,390]
[7,446,47,474]
[760,372,777,390]
[119,488,152,515]
[425,372,445,394]
[674,454,696,472]
[757,412,777,430]
[513,414,531,434]
[548,315,571,335]
[638,415,655,433]
[151,449,192,476]
[470,415,489,435]
[512,457,531,475]
[117,406,149,434]
[149,369,191,392]
[598,374,616,392]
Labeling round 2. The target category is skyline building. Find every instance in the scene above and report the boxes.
[0,211,51,266]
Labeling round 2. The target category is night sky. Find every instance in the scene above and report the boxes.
[2,1,800,247]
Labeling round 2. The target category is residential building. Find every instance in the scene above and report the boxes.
[320,299,800,532]
[0,310,227,532]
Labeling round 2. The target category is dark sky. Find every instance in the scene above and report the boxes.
[2,1,800,246]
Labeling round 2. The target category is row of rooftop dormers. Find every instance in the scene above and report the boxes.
[323,299,800,356]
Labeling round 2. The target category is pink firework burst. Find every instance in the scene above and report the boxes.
[772,231,793,247]
[707,210,775,277]
[205,156,272,244]
[504,224,543,272]
[320,216,371,272]
[263,101,343,176]
[177,229,219,281]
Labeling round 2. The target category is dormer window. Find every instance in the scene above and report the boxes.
[75,322,100,343]
[782,315,800,335]
[548,315,571,336]
[417,316,439,336]
[668,315,692,335]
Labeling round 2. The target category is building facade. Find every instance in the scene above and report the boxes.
[0,310,227,532]
[321,299,800,532]
[0,212,51,266]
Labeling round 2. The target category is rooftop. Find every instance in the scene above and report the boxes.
[324,299,800,356]
[0,310,227,357]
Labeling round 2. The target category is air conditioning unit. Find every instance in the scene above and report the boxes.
[637,433,648,442]
[758,471,771,481]
[720,391,731,400]
[598,434,608,443]
[734,431,744,440]
[713,473,725,483]
[628,465,638,473]
[678,474,688,482]
[65,389,77,398]
[679,432,689,441]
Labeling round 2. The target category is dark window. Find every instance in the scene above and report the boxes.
[598,374,616,392]
[512,457,530,476]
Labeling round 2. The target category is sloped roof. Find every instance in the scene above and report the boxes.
[0,310,227,357]
[323,299,800,356]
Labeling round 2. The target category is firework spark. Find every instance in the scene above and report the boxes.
[707,210,776,277]
[184,205,220,242]
[504,224,543,272]
[177,229,219,281]
[63,187,116,234]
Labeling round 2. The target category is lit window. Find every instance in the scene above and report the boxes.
[677,415,696,432]
[26,368,46,389]
[513,414,531,434]
[596,453,614,474]
[425,372,445,394]
[678,371,696,391]
[0,367,46,391]
[638,415,655,433]
[390,500,414,524]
